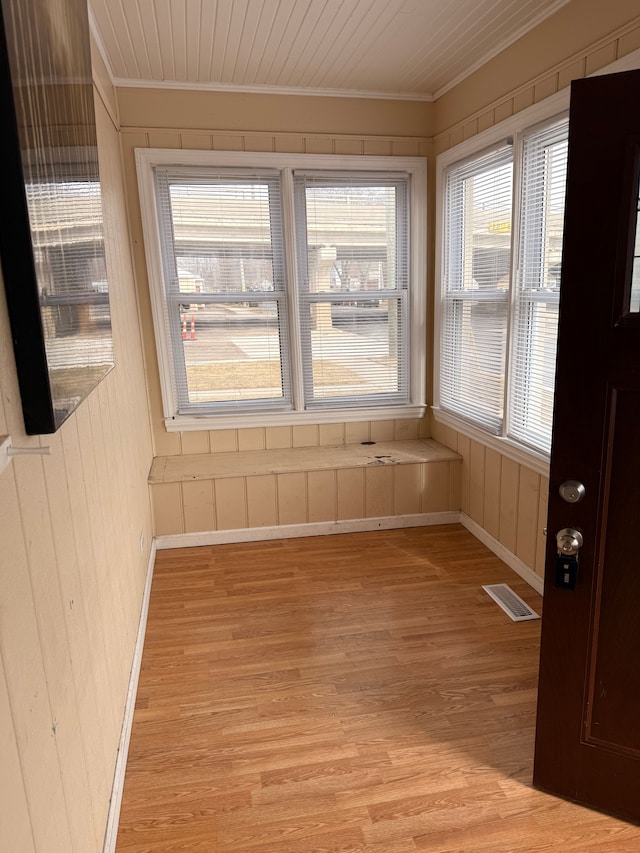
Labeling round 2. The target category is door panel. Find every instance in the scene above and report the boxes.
[587,385,640,757]
[534,69,640,820]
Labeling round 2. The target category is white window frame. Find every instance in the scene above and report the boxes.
[136,149,427,431]
[434,91,571,476]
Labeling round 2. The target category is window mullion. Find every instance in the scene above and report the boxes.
[281,167,305,412]
[502,129,523,441]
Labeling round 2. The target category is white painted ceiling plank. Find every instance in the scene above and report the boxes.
[89,0,573,97]
[153,0,177,81]
[136,0,164,81]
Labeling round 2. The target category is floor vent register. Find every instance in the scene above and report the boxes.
[482,583,540,622]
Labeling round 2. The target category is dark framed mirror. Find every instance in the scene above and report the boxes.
[0,0,113,435]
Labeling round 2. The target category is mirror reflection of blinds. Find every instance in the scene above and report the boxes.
[508,120,568,454]
[293,174,410,409]
[154,168,291,414]
[440,146,514,433]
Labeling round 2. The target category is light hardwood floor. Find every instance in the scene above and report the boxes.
[116,525,640,852]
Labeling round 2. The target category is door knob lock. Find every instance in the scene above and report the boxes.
[556,527,583,556]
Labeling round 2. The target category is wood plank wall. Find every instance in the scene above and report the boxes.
[0,78,153,852]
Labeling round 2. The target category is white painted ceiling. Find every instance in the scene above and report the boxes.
[89,0,570,100]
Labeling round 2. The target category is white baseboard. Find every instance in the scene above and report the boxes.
[155,511,460,550]
[102,539,157,853]
[459,512,545,596]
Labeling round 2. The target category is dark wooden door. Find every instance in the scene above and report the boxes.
[534,69,640,821]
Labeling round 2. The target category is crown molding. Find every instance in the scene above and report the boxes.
[112,77,434,103]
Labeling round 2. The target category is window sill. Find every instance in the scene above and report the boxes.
[431,407,550,477]
[164,404,427,432]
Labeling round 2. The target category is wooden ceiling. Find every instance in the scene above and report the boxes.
[89,0,570,100]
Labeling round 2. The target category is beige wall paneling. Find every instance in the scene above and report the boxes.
[449,458,462,512]
[391,140,423,157]
[214,477,248,530]
[265,426,293,450]
[238,428,266,452]
[319,423,345,446]
[0,468,73,850]
[536,477,551,577]
[429,416,446,446]
[276,473,308,526]
[337,468,366,520]
[117,89,434,138]
[181,133,214,150]
[147,131,182,149]
[274,135,305,153]
[394,418,420,440]
[40,430,108,843]
[210,429,239,453]
[246,475,278,528]
[292,424,320,448]
[498,458,520,555]
[422,460,451,513]
[619,25,640,55]
[515,466,542,569]
[59,420,119,796]
[370,420,395,443]
[363,139,393,156]
[308,470,337,522]
[243,134,276,152]
[12,452,99,850]
[585,42,619,75]
[558,58,587,91]
[512,88,536,115]
[182,480,216,533]
[483,449,503,541]
[445,426,458,453]
[334,138,363,156]
[457,433,471,515]
[468,440,486,525]
[344,421,371,444]
[494,100,514,125]
[393,463,423,516]
[0,651,35,852]
[180,431,210,454]
[365,465,394,518]
[212,135,244,151]
[152,482,184,535]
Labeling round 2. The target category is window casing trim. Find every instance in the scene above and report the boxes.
[136,149,427,429]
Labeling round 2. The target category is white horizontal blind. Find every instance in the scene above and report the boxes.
[294,174,410,409]
[509,120,568,453]
[440,146,513,433]
[154,168,290,414]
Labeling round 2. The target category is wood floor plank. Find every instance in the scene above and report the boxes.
[116,525,640,852]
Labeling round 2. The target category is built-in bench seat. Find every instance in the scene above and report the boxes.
[149,439,462,542]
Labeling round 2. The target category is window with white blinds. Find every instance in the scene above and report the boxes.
[438,115,569,456]
[440,146,514,433]
[138,152,425,427]
[509,123,568,453]
[154,169,290,414]
[294,174,409,409]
